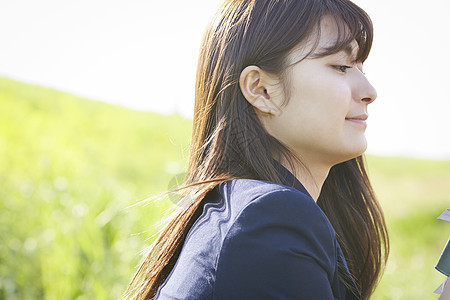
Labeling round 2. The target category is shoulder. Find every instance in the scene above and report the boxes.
[212,179,339,298]
[219,178,335,240]
[218,178,337,270]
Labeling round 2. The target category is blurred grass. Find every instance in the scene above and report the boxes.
[367,156,450,299]
[1,77,449,299]
[0,77,191,299]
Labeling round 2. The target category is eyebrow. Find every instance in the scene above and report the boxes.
[343,43,359,62]
[344,44,354,56]
[304,42,359,62]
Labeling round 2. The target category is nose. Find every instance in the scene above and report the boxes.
[354,74,377,105]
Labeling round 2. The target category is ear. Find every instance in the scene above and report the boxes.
[239,66,281,116]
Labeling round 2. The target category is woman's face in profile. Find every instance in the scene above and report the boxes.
[262,15,377,167]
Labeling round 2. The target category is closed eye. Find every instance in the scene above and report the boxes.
[333,65,352,73]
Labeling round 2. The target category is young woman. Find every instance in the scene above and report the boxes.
[126,0,389,299]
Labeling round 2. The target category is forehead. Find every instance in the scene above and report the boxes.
[287,15,358,64]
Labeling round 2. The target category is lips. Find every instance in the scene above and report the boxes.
[345,114,368,126]
[346,114,368,121]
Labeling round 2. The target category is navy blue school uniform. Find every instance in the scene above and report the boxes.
[155,160,361,299]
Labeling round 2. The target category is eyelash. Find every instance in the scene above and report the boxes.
[333,65,352,73]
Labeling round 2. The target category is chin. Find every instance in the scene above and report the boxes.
[348,141,368,159]
[335,140,368,164]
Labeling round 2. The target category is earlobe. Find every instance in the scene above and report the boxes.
[239,66,281,116]
[249,95,277,115]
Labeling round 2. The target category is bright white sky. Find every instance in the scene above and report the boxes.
[1,0,449,159]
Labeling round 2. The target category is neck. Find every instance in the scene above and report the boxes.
[279,158,331,202]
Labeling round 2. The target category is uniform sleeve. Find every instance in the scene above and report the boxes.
[213,190,337,300]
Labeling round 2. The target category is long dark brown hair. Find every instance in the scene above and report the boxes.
[124,0,389,299]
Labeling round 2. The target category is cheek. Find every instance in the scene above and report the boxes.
[288,77,362,154]
[291,77,350,128]
[279,95,347,150]
[270,65,365,158]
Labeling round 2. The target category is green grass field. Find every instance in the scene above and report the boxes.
[1,77,449,299]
